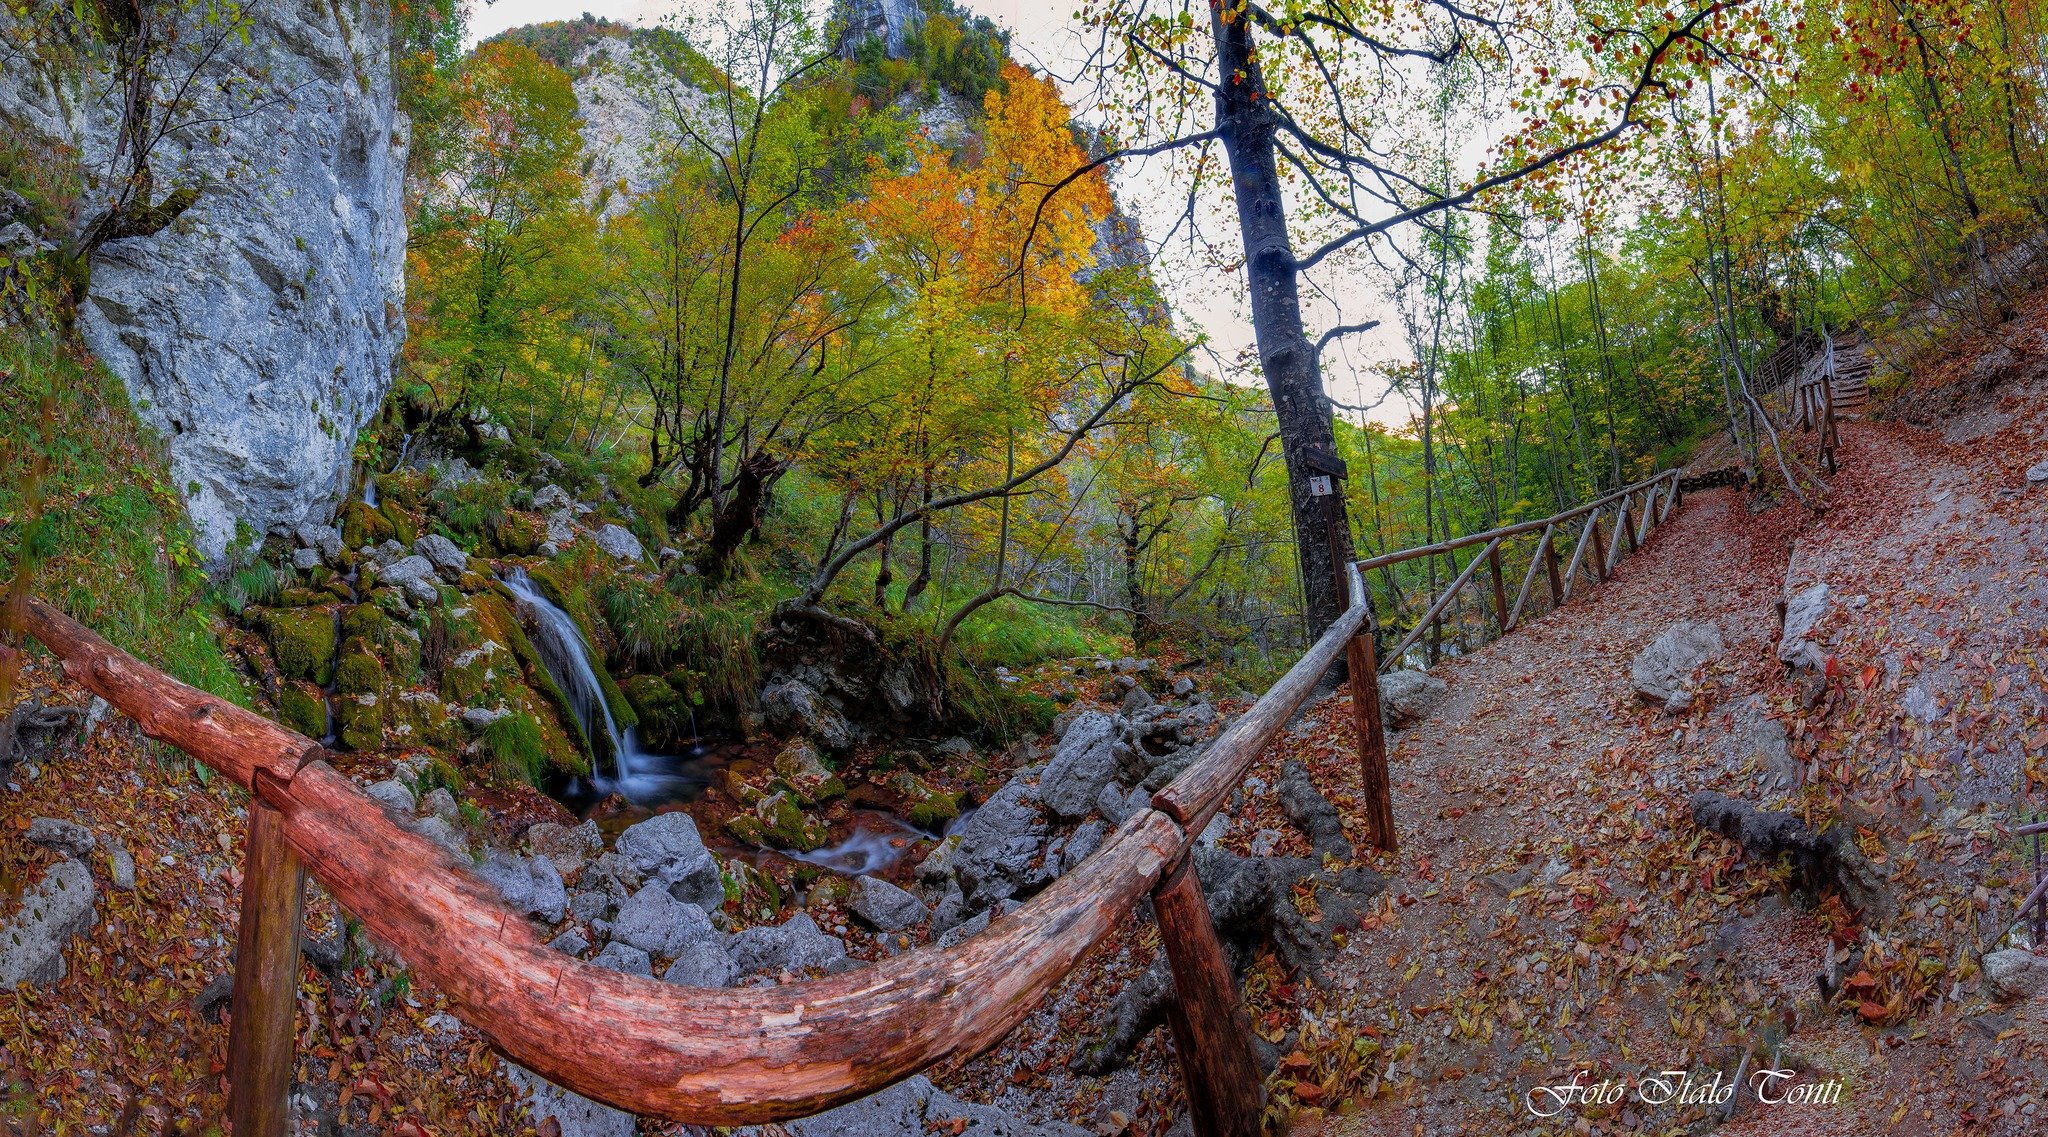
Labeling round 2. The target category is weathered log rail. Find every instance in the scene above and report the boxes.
[1358,468,1684,670]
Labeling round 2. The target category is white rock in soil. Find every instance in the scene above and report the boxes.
[592,523,645,563]
[1378,669,1448,728]
[0,860,96,987]
[1630,620,1725,712]
[25,817,97,859]
[2027,459,2048,484]
[364,779,416,814]
[1779,583,1831,673]
[1986,948,2048,1001]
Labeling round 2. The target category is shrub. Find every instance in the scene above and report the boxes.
[600,570,683,667]
[481,712,549,788]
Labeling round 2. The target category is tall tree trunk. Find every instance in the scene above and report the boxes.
[1210,3,1355,642]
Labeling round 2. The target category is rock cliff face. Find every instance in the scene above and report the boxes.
[835,0,925,59]
[1,0,408,561]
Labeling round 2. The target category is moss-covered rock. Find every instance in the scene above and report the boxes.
[725,789,828,852]
[379,499,418,546]
[335,639,385,697]
[893,772,962,831]
[473,592,596,769]
[772,738,845,805]
[277,681,328,738]
[275,587,328,608]
[340,500,393,550]
[336,691,383,751]
[495,510,546,555]
[344,603,421,685]
[438,640,516,707]
[622,674,688,749]
[260,607,337,686]
[391,690,456,748]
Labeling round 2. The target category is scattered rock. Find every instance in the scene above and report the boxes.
[1630,620,1724,712]
[1378,670,1447,728]
[412,815,471,860]
[1171,677,1196,697]
[292,546,322,571]
[758,679,857,750]
[1063,820,1106,871]
[474,851,568,925]
[1778,583,1831,673]
[849,875,929,932]
[661,939,739,988]
[1902,685,1942,723]
[413,533,470,580]
[503,1064,637,1137]
[947,781,1050,908]
[25,817,96,859]
[1985,948,2048,1001]
[610,885,717,957]
[547,928,590,956]
[531,485,575,512]
[526,819,603,877]
[0,860,96,987]
[461,705,508,730]
[615,812,726,910]
[731,1074,1092,1137]
[364,779,416,815]
[727,913,851,976]
[420,787,460,824]
[1037,711,1120,821]
[592,524,646,563]
[107,845,136,891]
[1120,685,1155,715]
[1096,782,1144,825]
[773,738,846,805]
[591,941,653,976]
[2028,459,2048,484]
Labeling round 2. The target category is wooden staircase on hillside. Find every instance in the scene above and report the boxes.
[1825,332,1873,415]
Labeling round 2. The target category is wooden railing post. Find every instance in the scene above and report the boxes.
[228,797,306,1137]
[1486,544,1509,633]
[1153,854,1263,1137]
[1544,527,1565,606]
[1347,624,1397,854]
[1588,512,1609,582]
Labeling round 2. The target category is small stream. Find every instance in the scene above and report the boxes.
[500,567,721,807]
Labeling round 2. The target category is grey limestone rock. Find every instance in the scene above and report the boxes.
[615,812,725,910]
[0,860,96,987]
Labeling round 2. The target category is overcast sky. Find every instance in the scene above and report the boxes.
[461,0,1418,424]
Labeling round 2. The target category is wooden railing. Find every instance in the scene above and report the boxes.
[1794,337,1840,475]
[7,470,1691,1134]
[1359,469,1684,669]
[12,561,1394,1137]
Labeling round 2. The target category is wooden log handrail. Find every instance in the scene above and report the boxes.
[1360,469,1683,672]
[1352,469,1679,574]
[18,578,1373,1126]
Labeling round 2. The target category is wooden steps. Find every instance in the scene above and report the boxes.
[1827,335,1872,415]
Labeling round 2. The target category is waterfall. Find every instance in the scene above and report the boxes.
[499,567,710,805]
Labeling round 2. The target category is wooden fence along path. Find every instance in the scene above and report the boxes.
[9,469,1689,1137]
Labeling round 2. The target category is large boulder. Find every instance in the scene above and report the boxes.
[1378,669,1447,728]
[413,533,469,580]
[947,780,1050,908]
[615,812,726,911]
[848,876,929,932]
[474,851,568,925]
[759,679,856,750]
[1036,710,1120,820]
[592,524,646,563]
[727,913,851,977]
[1985,948,2048,1002]
[609,884,718,958]
[1778,583,1831,672]
[1630,620,1724,712]
[0,860,96,988]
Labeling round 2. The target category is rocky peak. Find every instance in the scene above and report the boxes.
[835,0,925,60]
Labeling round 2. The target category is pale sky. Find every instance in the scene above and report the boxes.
[461,0,1417,424]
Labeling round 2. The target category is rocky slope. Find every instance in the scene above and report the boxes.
[0,0,408,562]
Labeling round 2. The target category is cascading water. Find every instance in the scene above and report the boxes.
[499,567,714,805]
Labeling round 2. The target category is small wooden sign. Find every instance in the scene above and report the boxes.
[1300,446,1348,479]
